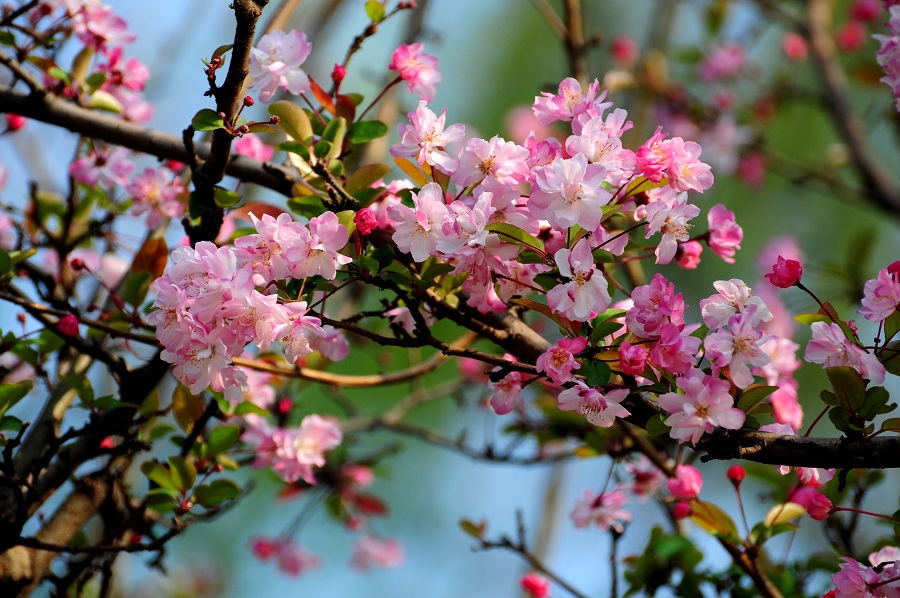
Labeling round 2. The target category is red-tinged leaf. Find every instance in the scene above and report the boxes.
[392,156,429,187]
[131,236,168,279]
[309,76,335,116]
[690,500,739,540]
[276,484,307,501]
[336,94,357,121]
[226,201,286,223]
[459,518,486,540]
[353,493,388,516]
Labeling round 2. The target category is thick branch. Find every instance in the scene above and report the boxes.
[0,88,300,197]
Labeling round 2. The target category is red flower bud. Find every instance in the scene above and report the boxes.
[672,501,693,520]
[6,114,26,132]
[331,63,346,85]
[727,465,746,485]
[520,573,550,598]
[353,208,378,235]
[69,257,85,271]
[243,95,255,107]
[808,493,833,520]
[765,255,803,288]
[57,313,79,337]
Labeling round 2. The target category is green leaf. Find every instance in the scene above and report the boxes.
[829,406,851,433]
[884,311,900,343]
[146,488,178,513]
[168,456,197,493]
[211,44,233,60]
[213,186,241,208]
[0,248,10,275]
[268,100,313,142]
[736,385,779,414]
[60,374,94,406]
[349,120,388,144]
[172,384,205,433]
[591,321,624,345]
[0,381,31,419]
[820,390,840,407]
[371,245,395,269]
[879,418,900,434]
[346,163,392,195]
[859,386,892,421]
[0,30,15,46]
[194,479,241,508]
[484,223,545,252]
[0,415,23,433]
[827,366,867,412]
[141,461,176,492]
[191,108,225,132]
[582,359,611,387]
[122,270,152,308]
[794,313,830,326]
[288,195,326,218]
[458,518,486,540]
[234,401,269,417]
[645,414,669,437]
[206,425,240,457]
[364,0,386,22]
[321,117,347,161]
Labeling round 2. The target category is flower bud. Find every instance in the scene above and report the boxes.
[727,465,746,485]
[69,257,86,271]
[808,493,833,520]
[520,573,550,598]
[243,95,255,107]
[57,313,79,337]
[765,255,802,288]
[353,208,378,236]
[6,114,26,132]
[673,501,693,519]
[331,63,346,85]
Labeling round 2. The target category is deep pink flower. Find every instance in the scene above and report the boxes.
[618,341,649,376]
[6,114,25,132]
[610,35,639,67]
[233,135,275,162]
[389,43,442,102]
[836,20,867,52]
[520,573,551,598]
[727,465,746,485]
[649,323,701,376]
[808,493,833,520]
[57,313,79,337]
[625,273,685,338]
[706,204,742,263]
[672,501,693,519]
[674,240,703,269]
[765,255,803,288]
[536,336,587,384]
[783,33,809,61]
[667,464,703,499]
[354,208,378,236]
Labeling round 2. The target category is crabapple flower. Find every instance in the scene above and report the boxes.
[451,135,530,188]
[658,368,746,444]
[699,279,773,330]
[351,536,404,571]
[69,146,134,187]
[807,493,833,520]
[698,42,746,81]
[389,43,442,102]
[830,557,900,597]
[782,33,809,61]
[532,77,611,126]
[703,305,770,388]
[244,414,342,485]
[354,208,378,235]
[624,456,665,499]
[390,101,465,173]
[765,255,803,288]
[570,488,633,532]
[625,273,685,338]
[557,381,630,427]
[805,322,885,384]
[536,336,587,385]
[233,134,275,162]
[643,191,701,264]
[706,204,742,263]
[529,153,613,232]
[389,182,451,261]
[859,264,900,322]
[546,239,611,322]
[618,342,649,376]
[57,314,79,337]
[250,536,320,576]
[125,167,186,227]
[520,573,551,598]
[666,464,703,500]
[727,465,746,485]
[489,358,527,415]
[249,29,313,102]
[875,6,900,111]
[72,4,135,51]
[649,323,701,375]
[674,240,703,269]
[870,546,900,567]
[664,137,714,193]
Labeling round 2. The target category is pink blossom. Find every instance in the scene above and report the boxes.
[874,8,900,112]
[557,381,630,427]
[310,325,349,361]
[0,213,16,250]
[570,488,632,532]
[97,47,148,92]
[520,573,551,598]
[125,167,185,227]
[546,239,611,322]
[625,273,685,338]
[233,135,275,162]
[837,20,868,52]
[351,535,404,571]
[699,279,772,330]
[643,191,701,264]
[706,204,742,263]
[249,29,313,102]
[782,33,809,61]
[69,146,134,187]
[666,464,703,500]
[635,126,670,182]
[727,465,746,485]
[389,43,442,102]
[672,501,693,519]
[674,240,703,269]
[703,305,770,389]
[765,255,803,288]
[565,117,636,185]
[250,536,320,576]
[452,135,530,188]
[610,35,639,67]
[285,210,351,280]
[649,323,702,375]
[72,5,135,51]
[624,455,665,499]
[807,493,833,520]
[658,368,746,444]
[529,153,613,231]
[246,414,342,485]
[57,313,79,337]
[390,101,465,174]
[698,42,746,81]
[870,546,900,566]
[805,321,885,384]
[354,208,377,235]
[489,367,526,415]
[737,151,767,187]
[830,557,900,598]
[663,137,714,193]
[532,78,611,126]
[618,341,649,376]
[859,265,900,321]
[536,336,587,384]
[389,182,451,261]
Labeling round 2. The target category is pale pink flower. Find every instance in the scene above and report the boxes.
[625,273,685,338]
[546,239,611,322]
[255,415,343,485]
[698,42,746,81]
[529,153,612,232]
[249,29,313,102]
[874,7,900,112]
[643,191,701,264]
[663,137,714,193]
[389,43,442,102]
[666,464,703,500]
[452,135,530,188]
[69,146,134,187]
[233,135,275,162]
[870,546,900,567]
[557,381,630,427]
[351,535,404,571]
[769,382,804,430]
[489,367,527,415]
[389,182,451,261]
[658,368,746,444]
[250,536,321,577]
[125,167,185,227]
[570,488,632,532]
[624,455,665,499]
[532,78,611,126]
[0,213,16,251]
[536,336,587,384]
[706,204,742,263]
[859,265,900,322]
[72,5,135,51]
[703,305,770,389]
[390,101,465,173]
[310,325,349,362]
[565,117,636,185]
[805,321,885,384]
[831,556,900,598]
[699,279,772,330]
